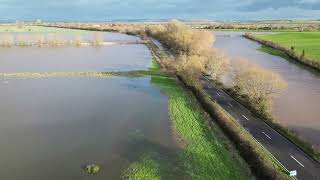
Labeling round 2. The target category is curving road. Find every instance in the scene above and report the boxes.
[201,76,320,180]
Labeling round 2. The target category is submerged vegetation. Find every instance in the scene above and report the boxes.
[84,164,101,175]
[0,70,171,78]
[258,45,291,60]
[148,57,161,71]
[123,154,161,180]
[0,33,89,47]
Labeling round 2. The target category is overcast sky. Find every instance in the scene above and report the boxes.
[0,0,319,21]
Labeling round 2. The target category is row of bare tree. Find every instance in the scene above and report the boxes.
[146,20,287,114]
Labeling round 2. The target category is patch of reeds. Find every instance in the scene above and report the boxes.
[91,32,103,46]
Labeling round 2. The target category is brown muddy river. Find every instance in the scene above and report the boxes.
[214,32,320,146]
[0,76,179,180]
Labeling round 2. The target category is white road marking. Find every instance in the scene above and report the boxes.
[262,132,272,140]
[228,103,233,107]
[217,92,221,97]
[242,115,249,120]
[290,155,305,168]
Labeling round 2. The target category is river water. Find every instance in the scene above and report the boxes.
[214,32,320,146]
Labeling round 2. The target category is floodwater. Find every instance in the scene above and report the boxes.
[0,76,179,180]
[214,32,320,146]
[0,30,178,179]
[0,44,152,72]
[0,26,142,42]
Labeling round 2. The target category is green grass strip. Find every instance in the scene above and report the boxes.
[151,76,248,180]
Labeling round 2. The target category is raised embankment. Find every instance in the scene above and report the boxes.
[244,33,320,71]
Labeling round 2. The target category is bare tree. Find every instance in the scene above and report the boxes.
[232,60,287,109]
[203,48,230,81]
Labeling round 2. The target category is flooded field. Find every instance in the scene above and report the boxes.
[0,27,151,72]
[214,32,320,146]
[0,26,141,42]
[0,27,252,179]
[0,44,151,72]
[0,77,179,180]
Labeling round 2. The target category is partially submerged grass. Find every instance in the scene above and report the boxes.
[149,57,161,71]
[84,164,101,175]
[122,154,161,180]
[0,70,172,78]
[258,45,291,60]
[151,76,250,180]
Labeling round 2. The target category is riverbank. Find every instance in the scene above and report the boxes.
[244,33,320,71]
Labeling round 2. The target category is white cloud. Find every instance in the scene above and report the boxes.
[299,0,320,4]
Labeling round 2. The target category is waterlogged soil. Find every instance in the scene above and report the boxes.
[214,31,320,146]
[0,44,152,72]
[0,77,180,180]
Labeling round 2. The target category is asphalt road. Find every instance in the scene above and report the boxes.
[200,77,320,180]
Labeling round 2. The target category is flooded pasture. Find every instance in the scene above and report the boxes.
[0,44,152,72]
[0,76,179,180]
[0,26,141,42]
[214,32,320,146]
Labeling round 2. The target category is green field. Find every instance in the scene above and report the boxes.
[256,32,320,61]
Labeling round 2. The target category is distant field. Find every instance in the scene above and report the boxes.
[0,25,89,33]
[256,32,320,62]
